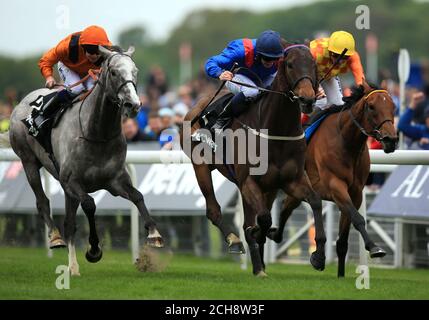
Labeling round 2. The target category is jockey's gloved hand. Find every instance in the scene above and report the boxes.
[316,87,326,100]
[219,71,233,81]
[45,76,56,89]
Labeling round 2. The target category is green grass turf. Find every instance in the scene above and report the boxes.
[0,247,428,300]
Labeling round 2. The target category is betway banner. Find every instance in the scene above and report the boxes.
[0,161,237,216]
[368,165,429,219]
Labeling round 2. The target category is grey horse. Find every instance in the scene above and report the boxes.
[2,46,164,276]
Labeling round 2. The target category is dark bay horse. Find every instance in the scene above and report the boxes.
[269,82,398,277]
[181,43,326,277]
[5,46,163,275]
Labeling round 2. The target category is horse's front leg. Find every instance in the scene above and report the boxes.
[283,173,326,271]
[63,194,80,276]
[331,180,386,258]
[61,178,102,263]
[193,163,244,254]
[267,195,301,243]
[107,169,164,248]
[240,176,272,277]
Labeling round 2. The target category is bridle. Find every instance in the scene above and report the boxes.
[78,52,138,143]
[282,44,318,100]
[227,44,317,102]
[344,89,394,141]
[96,53,138,106]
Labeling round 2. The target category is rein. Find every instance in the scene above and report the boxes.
[340,89,393,141]
[228,44,317,102]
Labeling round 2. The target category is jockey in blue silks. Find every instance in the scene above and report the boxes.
[205,30,284,130]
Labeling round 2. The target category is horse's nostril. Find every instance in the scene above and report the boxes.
[123,102,133,109]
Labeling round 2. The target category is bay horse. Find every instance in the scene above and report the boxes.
[181,43,326,277]
[5,46,163,275]
[268,81,398,277]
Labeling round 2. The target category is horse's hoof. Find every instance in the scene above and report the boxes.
[69,265,80,276]
[310,251,326,271]
[147,236,164,248]
[228,242,246,254]
[370,246,386,258]
[255,270,268,278]
[49,238,67,249]
[85,247,103,263]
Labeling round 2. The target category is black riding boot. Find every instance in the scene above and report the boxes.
[30,89,73,135]
[211,92,247,132]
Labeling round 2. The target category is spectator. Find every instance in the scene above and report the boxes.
[173,103,188,126]
[158,107,179,149]
[136,93,150,130]
[172,85,193,126]
[0,102,13,133]
[366,137,385,191]
[122,117,155,143]
[398,91,429,150]
[143,112,162,140]
[146,65,168,98]
[411,84,429,124]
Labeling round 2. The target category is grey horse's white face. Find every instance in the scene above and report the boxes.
[99,46,140,118]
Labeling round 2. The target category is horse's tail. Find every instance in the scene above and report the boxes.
[0,131,11,148]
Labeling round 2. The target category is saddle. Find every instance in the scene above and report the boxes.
[304,104,345,142]
[22,91,75,155]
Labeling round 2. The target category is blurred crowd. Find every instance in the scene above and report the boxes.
[121,65,217,150]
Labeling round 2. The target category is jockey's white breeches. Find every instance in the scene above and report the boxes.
[57,62,95,96]
[315,76,344,110]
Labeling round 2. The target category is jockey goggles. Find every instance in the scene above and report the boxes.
[82,44,99,55]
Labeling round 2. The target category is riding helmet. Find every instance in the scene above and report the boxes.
[328,31,355,56]
[255,30,283,59]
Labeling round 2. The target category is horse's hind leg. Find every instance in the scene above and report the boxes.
[64,194,80,276]
[267,196,301,243]
[336,211,351,277]
[193,163,244,254]
[22,160,66,248]
[107,170,164,248]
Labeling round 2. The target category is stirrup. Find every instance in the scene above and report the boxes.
[211,117,231,133]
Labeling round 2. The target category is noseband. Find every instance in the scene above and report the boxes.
[347,89,394,141]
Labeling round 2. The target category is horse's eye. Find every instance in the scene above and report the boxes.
[287,62,293,69]
[111,71,117,77]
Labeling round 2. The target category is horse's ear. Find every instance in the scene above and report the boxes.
[362,78,371,92]
[280,37,288,49]
[98,45,113,59]
[125,46,135,57]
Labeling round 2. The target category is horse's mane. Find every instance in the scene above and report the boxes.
[341,82,381,110]
[106,45,124,53]
[304,82,381,128]
[281,38,303,49]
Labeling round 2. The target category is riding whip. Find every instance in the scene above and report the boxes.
[191,62,239,126]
